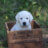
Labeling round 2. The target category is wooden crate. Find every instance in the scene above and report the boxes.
[5,21,43,48]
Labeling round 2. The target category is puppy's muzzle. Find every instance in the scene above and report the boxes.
[23,22,26,26]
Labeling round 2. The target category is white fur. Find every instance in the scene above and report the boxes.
[10,11,33,31]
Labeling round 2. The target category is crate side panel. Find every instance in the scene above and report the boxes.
[7,29,42,44]
[8,42,43,48]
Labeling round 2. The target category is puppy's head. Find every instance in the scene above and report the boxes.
[15,11,33,27]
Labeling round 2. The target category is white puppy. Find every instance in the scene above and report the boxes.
[10,11,33,31]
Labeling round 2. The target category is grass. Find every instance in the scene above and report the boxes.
[0,47,8,48]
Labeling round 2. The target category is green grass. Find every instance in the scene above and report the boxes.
[0,47,3,48]
[0,47,8,48]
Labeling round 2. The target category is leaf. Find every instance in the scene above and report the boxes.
[38,6,42,11]
[4,0,6,4]
[32,2,37,5]
[5,16,8,20]
[25,3,29,7]
[36,11,40,16]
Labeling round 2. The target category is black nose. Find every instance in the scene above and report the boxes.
[23,22,26,26]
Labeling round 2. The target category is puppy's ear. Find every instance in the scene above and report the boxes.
[29,13,33,22]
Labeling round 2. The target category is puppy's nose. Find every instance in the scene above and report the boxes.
[23,22,26,26]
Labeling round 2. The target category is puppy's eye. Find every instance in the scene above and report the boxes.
[26,18,28,19]
[20,18,22,20]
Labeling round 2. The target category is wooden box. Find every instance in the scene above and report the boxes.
[5,21,43,48]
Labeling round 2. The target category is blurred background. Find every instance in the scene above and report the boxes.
[0,0,48,48]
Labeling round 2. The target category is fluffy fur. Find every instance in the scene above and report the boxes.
[10,11,33,31]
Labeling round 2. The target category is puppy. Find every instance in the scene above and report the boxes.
[10,11,33,31]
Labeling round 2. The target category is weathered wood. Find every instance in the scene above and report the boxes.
[8,41,43,48]
[7,29,42,44]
